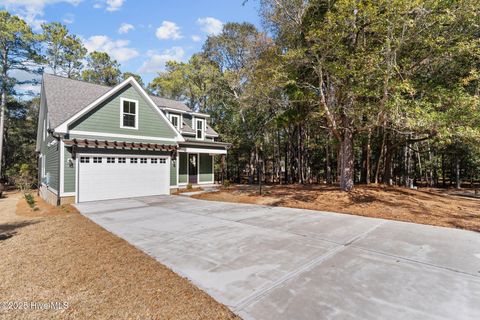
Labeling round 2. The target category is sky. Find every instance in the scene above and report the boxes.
[0,0,262,93]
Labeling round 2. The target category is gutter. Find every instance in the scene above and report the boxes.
[179,140,232,149]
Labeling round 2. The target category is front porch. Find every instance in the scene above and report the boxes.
[174,140,229,188]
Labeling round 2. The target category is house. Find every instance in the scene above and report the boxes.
[36,74,229,205]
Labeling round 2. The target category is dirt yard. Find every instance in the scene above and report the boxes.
[193,184,480,232]
[0,192,238,320]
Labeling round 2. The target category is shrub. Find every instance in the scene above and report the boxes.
[24,193,36,209]
[222,179,231,188]
[7,163,36,192]
[186,183,193,190]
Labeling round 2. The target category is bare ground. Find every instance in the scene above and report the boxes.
[0,192,238,320]
[193,184,480,232]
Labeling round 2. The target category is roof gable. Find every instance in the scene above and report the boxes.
[69,83,180,141]
[43,74,111,129]
[42,74,193,129]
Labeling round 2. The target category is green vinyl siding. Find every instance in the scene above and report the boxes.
[45,135,59,191]
[199,154,213,182]
[64,146,75,193]
[67,133,176,146]
[178,152,188,184]
[70,84,177,141]
[170,158,177,186]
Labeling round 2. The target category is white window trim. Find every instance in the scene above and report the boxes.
[170,114,181,130]
[196,118,205,140]
[120,97,139,130]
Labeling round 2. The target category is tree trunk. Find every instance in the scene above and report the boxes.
[339,113,354,191]
[360,130,372,184]
[325,137,332,184]
[0,54,7,180]
[383,133,393,186]
[441,152,446,188]
[374,128,386,184]
[455,153,461,189]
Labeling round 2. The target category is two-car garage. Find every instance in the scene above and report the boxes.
[76,154,171,202]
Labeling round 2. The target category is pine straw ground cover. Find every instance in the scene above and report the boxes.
[0,192,238,320]
[194,184,480,232]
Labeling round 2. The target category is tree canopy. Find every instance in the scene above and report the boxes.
[0,3,479,191]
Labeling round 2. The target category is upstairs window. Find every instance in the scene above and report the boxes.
[121,98,138,129]
[196,119,204,140]
[170,114,180,130]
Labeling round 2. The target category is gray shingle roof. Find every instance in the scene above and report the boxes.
[180,120,219,137]
[43,73,194,128]
[206,124,218,136]
[44,73,111,128]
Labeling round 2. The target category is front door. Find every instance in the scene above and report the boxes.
[188,154,198,184]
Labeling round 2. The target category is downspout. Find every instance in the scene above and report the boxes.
[48,129,62,206]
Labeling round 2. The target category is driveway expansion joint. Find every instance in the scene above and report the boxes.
[76,196,480,320]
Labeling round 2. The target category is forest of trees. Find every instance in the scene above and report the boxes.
[1,0,479,192]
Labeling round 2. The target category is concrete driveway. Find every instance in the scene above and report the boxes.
[75,196,480,320]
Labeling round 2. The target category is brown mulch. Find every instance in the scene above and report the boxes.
[16,193,79,218]
[0,192,238,320]
[171,187,204,195]
[193,184,480,232]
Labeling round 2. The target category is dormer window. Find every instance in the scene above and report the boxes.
[120,98,138,129]
[196,118,204,140]
[170,114,180,130]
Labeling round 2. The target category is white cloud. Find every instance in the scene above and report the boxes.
[118,23,134,34]
[63,13,74,24]
[197,17,223,35]
[139,47,185,74]
[92,0,124,11]
[84,35,139,62]
[191,35,201,42]
[11,69,42,97]
[1,0,82,30]
[105,0,123,11]
[155,21,182,40]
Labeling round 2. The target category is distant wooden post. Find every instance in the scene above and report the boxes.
[221,154,226,185]
[258,159,263,195]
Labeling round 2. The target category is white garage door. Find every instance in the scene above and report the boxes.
[77,155,170,202]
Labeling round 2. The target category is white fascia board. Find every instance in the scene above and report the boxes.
[160,107,211,118]
[183,147,227,155]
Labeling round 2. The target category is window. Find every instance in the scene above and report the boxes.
[159,158,166,164]
[80,157,90,163]
[140,158,147,164]
[107,157,115,163]
[196,119,204,140]
[121,98,138,129]
[130,158,138,164]
[118,157,126,163]
[93,157,102,163]
[170,114,180,130]
[151,158,158,164]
